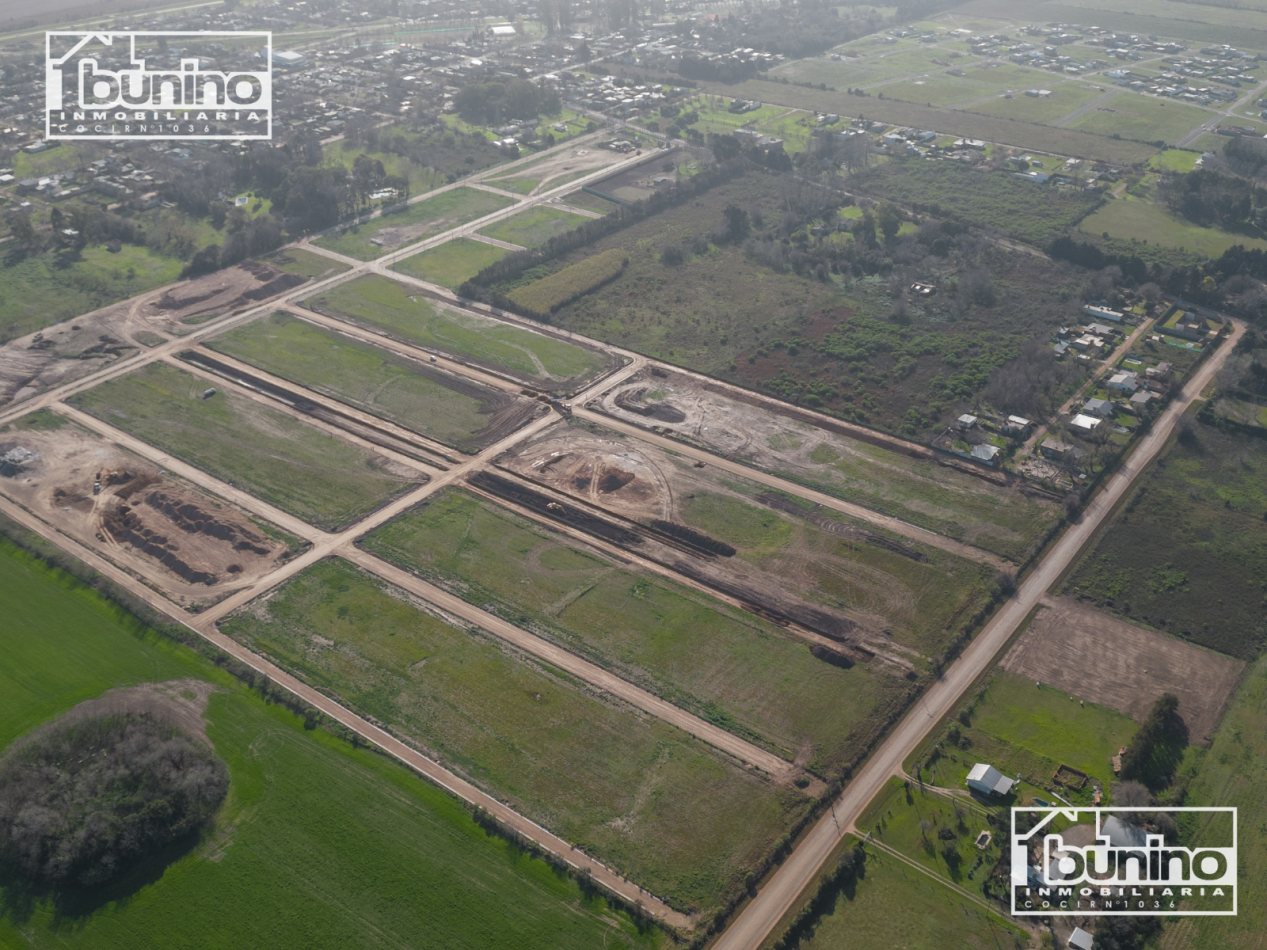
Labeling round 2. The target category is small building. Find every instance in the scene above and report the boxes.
[1040,438,1075,460]
[1106,371,1139,393]
[271,49,306,69]
[1145,361,1173,379]
[957,413,979,429]
[1071,334,1105,353]
[1006,414,1032,434]
[1068,927,1094,950]
[1084,322,1117,337]
[1129,390,1154,411]
[971,443,1001,466]
[966,763,1015,797]
[487,23,518,39]
[1070,413,1101,433]
[1084,304,1125,323]
[1084,398,1114,418]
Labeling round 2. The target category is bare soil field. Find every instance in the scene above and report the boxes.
[496,422,995,660]
[584,147,693,202]
[0,260,309,410]
[590,368,1061,562]
[0,412,303,610]
[490,144,631,194]
[1001,597,1245,744]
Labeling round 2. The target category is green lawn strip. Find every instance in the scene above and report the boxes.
[204,312,505,452]
[67,362,420,531]
[305,273,606,380]
[392,237,509,288]
[362,488,908,776]
[1148,149,1200,173]
[1176,652,1267,949]
[0,540,658,950]
[857,778,1005,898]
[675,487,995,656]
[0,246,183,345]
[487,178,539,194]
[478,205,588,248]
[222,557,808,916]
[314,187,516,261]
[260,247,352,278]
[1077,197,1267,256]
[1064,416,1267,659]
[799,837,1027,950]
[917,671,1136,802]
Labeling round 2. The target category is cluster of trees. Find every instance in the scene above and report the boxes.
[182,211,284,277]
[454,78,561,125]
[0,709,228,887]
[1159,169,1267,231]
[1121,693,1188,789]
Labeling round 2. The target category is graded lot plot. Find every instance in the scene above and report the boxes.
[1067,92,1216,145]
[361,487,912,777]
[0,541,658,950]
[259,247,352,279]
[498,421,996,658]
[392,237,509,288]
[205,312,541,453]
[561,188,621,214]
[1000,598,1245,746]
[769,48,956,87]
[303,273,616,388]
[593,370,1062,563]
[0,410,304,610]
[477,205,588,249]
[910,670,1138,803]
[879,77,997,109]
[796,838,1027,950]
[66,362,426,532]
[221,557,810,917]
[313,187,517,261]
[964,83,1107,124]
[1177,652,1267,950]
[1063,413,1267,659]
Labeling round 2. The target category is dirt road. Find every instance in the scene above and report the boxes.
[711,321,1245,950]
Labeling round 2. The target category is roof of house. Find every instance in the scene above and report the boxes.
[1084,398,1112,414]
[965,763,1014,795]
[1069,927,1094,950]
[958,413,978,426]
[1130,391,1154,403]
[1007,414,1032,427]
[971,444,1000,462]
[1071,413,1101,430]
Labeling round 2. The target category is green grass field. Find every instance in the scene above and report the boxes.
[910,671,1137,802]
[260,247,352,279]
[965,84,1106,124]
[487,177,539,195]
[1065,414,1267,659]
[67,362,422,531]
[478,206,588,249]
[0,539,660,949]
[361,489,909,776]
[879,76,996,109]
[314,188,516,261]
[1077,196,1267,256]
[391,237,509,288]
[1066,92,1215,146]
[205,312,519,452]
[221,557,809,916]
[1148,149,1201,173]
[799,840,1026,950]
[0,245,183,345]
[1175,652,1267,949]
[304,274,610,383]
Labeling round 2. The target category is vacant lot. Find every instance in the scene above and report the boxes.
[362,488,910,777]
[1068,92,1213,146]
[593,370,1062,563]
[222,557,809,916]
[205,312,538,453]
[499,422,996,657]
[914,670,1138,802]
[798,839,1026,950]
[392,237,508,288]
[1001,598,1245,745]
[67,362,424,531]
[304,274,614,388]
[1064,415,1267,659]
[478,206,588,249]
[261,248,352,280]
[1077,196,1267,256]
[314,188,516,261]
[0,540,656,950]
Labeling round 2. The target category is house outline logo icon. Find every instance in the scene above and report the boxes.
[1010,806,1237,917]
[45,30,272,141]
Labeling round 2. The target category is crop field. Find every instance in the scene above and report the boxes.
[1176,652,1267,950]
[858,778,1006,898]
[313,187,516,261]
[850,159,1102,247]
[911,670,1137,801]
[392,237,510,288]
[499,422,996,657]
[1064,414,1267,660]
[303,274,613,387]
[205,312,538,453]
[361,488,911,776]
[508,249,629,317]
[67,362,425,531]
[222,557,810,916]
[260,248,352,280]
[1067,92,1215,146]
[478,206,588,248]
[0,540,657,950]
[594,370,1063,563]
[798,839,1026,950]
[1077,197,1267,256]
